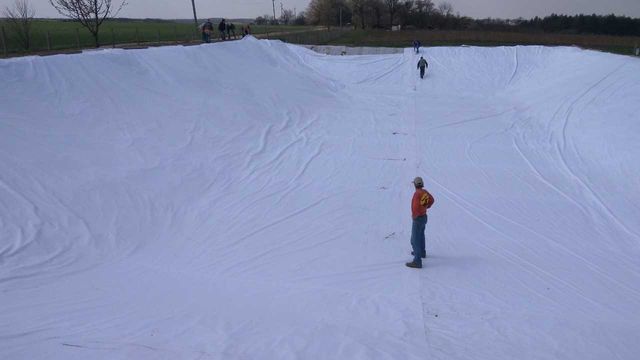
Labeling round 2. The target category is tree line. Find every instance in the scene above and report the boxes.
[518,14,640,36]
[306,0,460,30]
[302,0,640,37]
[4,0,639,53]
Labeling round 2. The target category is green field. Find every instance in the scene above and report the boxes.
[325,29,640,56]
[2,20,638,57]
[0,19,308,55]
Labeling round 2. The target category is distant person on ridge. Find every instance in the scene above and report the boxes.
[202,19,213,43]
[413,40,421,54]
[417,56,428,79]
[406,177,434,269]
[228,22,236,39]
[218,19,227,40]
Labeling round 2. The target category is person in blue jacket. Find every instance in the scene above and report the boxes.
[413,40,421,54]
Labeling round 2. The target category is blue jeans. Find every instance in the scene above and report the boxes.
[411,215,428,264]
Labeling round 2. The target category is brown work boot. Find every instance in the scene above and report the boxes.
[405,261,422,269]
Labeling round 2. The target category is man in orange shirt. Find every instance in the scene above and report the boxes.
[406,177,434,269]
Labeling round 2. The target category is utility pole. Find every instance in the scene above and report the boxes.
[1,26,7,58]
[272,0,277,24]
[190,0,199,30]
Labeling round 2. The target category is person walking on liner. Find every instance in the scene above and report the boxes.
[406,177,435,269]
[417,56,429,79]
[413,40,421,54]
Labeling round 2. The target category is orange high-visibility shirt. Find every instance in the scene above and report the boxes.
[412,189,428,219]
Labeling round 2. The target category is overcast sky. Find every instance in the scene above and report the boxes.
[2,0,640,19]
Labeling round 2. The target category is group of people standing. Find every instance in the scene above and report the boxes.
[200,19,251,43]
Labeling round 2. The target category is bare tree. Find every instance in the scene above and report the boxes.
[371,0,385,28]
[385,0,400,27]
[3,0,35,50]
[350,0,369,29]
[293,11,307,25]
[48,0,127,47]
[396,0,414,26]
[415,0,435,15]
[437,1,453,17]
[280,8,294,25]
[411,0,435,28]
[308,0,328,26]
[308,0,346,28]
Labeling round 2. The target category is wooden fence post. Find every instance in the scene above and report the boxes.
[1,26,7,57]
[156,30,160,44]
[46,31,52,51]
[75,28,80,49]
[174,26,178,43]
[111,28,115,48]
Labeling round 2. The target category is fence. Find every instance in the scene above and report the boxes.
[0,25,210,57]
[0,23,349,58]
[334,29,640,56]
[3,25,638,58]
[263,28,350,45]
